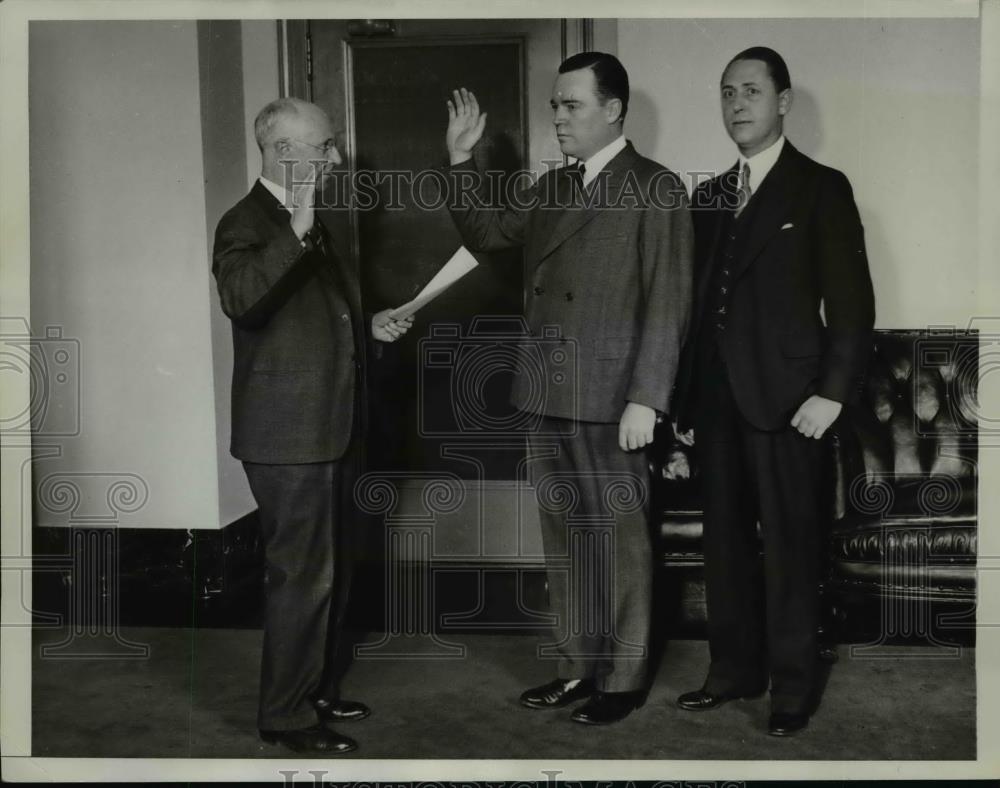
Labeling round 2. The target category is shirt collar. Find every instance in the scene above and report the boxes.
[576,134,627,187]
[737,134,785,194]
[258,176,291,213]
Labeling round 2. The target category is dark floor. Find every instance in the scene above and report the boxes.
[31,627,975,760]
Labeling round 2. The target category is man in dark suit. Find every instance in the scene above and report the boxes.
[213,97,412,753]
[445,53,693,725]
[673,47,875,736]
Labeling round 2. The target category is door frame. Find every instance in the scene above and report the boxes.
[278,18,594,101]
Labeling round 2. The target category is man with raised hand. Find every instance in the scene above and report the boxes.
[444,53,693,725]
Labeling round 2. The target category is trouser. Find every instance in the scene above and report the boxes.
[243,444,359,731]
[527,415,652,693]
[695,351,828,715]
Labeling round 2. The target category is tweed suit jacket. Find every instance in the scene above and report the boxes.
[212,181,365,464]
[674,140,876,432]
[448,141,694,424]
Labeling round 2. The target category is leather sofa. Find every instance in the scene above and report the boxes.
[651,329,978,642]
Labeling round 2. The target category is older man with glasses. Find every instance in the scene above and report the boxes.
[212,97,412,754]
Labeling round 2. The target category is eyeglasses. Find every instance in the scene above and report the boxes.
[283,137,338,156]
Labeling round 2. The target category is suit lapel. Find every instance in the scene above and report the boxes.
[315,211,363,318]
[730,141,806,281]
[250,179,291,221]
[535,141,638,267]
[249,182,363,316]
[694,167,738,310]
[535,167,600,265]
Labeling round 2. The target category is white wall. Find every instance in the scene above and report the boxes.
[241,21,280,190]
[618,17,981,329]
[197,20,258,527]
[28,20,272,529]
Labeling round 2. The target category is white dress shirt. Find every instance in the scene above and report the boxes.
[737,134,785,195]
[576,133,627,188]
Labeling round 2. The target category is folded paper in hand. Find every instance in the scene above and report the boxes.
[388,247,479,321]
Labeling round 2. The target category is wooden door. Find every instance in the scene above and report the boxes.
[306,20,565,479]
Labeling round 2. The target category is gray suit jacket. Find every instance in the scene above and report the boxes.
[212,181,364,464]
[449,141,693,423]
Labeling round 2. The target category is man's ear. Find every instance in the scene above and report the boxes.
[777,88,793,117]
[605,97,624,125]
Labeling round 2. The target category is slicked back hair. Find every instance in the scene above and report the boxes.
[723,46,791,93]
[558,51,630,121]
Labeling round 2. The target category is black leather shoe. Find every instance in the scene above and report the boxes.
[259,723,357,753]
[520,678,594,709]
[768,711,809,736]
[314,697,371,722]
[570,691,642,725]
[676,686,766,711]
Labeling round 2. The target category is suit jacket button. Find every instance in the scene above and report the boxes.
[341,313,350,321]
[565,292,573,301]
[533,286,544,296]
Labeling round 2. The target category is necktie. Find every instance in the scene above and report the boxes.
[735,162,752,217]
[567,161,585,191]
[309,222,329,257]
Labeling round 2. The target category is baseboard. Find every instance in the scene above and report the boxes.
[31,511,264,629]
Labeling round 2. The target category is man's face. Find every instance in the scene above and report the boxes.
[550,67,619,161]
[720,58,790,157]
[277,107,342,187]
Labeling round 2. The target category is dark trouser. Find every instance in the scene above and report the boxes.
[243,444,359,731]
[695,350,828,715]
[527,416,652,693]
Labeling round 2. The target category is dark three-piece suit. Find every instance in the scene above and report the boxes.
[449,142,694,692]
[674,139,875,714]
[213,181,365,730]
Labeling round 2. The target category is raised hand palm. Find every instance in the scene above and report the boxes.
[446,88,487,155]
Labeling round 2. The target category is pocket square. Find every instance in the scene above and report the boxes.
[781,222,794,230]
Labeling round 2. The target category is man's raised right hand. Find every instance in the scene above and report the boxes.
[446,88,487,165]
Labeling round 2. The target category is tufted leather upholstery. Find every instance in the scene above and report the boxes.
[652,329,978,626]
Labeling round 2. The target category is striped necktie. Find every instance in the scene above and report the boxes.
[735,162,752,217]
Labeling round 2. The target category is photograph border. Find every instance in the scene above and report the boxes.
[2,0,998,781]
